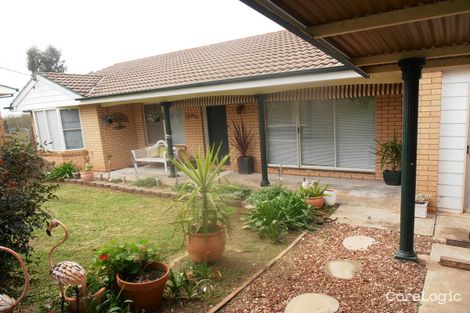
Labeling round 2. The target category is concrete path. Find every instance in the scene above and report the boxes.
[418,244,470,313]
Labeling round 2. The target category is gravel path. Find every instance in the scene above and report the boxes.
[220,223,432,313]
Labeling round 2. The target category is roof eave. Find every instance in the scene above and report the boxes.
[79,66,348,101]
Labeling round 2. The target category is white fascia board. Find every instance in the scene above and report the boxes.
[78,70,361,106]
[11,75,81,112]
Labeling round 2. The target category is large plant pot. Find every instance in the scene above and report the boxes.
[116,262,169,312]
[237,156,254,174]
[186,227,226,263]
[305,196,325,208]
[81,172,94,182]
[383,170,401,186]
[65,287,106,313]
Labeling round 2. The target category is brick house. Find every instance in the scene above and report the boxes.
[10,31,470,214]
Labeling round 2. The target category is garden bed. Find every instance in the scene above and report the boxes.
[21,184,297,312]
[219,223,433,313]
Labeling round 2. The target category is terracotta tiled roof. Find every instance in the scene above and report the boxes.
[39,72,103,96]
[40,30,342,98]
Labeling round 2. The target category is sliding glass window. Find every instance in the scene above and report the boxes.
[266,97,375,171]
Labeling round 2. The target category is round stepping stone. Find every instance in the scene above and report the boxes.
[342,235,376,251]
[325,260,362,280]
[285,293,339,313]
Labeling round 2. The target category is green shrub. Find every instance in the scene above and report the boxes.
[247,186,290,205]
[0,139,57,294]
[216,183,252,201]
[47,161,79,180]
[133,177,158,188]
[244,190,314,243]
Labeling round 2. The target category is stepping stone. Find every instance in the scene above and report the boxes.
[325,260,362,280]
[342,235,376,251]
[285,293,339,313]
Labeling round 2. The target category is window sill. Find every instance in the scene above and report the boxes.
[268,164,375,174]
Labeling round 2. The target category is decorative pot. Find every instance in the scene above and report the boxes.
[324,189,337,206]
[116,262,169,312]
[65,287,106,313]
[186,227,226,263]
[305,196,325,208]
[383,170,401,186]
[81,172,94,182]
[415,201,428,218]
[237,156,254,174]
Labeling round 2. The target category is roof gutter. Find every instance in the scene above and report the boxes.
[78,66,354,104]
[239,0,369,78]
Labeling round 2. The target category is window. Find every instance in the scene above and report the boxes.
[33,108,84,150]
[144,104,185,145]
[266,97,375,171]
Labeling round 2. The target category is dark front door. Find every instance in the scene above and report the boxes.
[206,105,230,163]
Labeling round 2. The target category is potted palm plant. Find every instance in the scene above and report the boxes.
[94,241,169,312]
[375,133,402,185]
[171,146,232,263]
[300,180,329,208]
[230,120,254,174]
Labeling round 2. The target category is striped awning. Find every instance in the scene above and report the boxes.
[267,83,402,102]
[171,83,402,107]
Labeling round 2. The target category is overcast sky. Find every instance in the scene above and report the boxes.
[0,0,282,115]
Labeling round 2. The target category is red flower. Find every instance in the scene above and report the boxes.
[99,254,110,261]
[0,159,3,166]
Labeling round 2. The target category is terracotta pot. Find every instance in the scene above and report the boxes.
[305,196,324,208]
[186,227,226,263]
[116,262,169,312]
[81,172,94,182]
[65,287,106,313]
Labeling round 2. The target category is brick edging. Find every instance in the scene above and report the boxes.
[64,179,177,198]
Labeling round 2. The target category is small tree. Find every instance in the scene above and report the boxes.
[26,45,67,74]
[0,139,57,293]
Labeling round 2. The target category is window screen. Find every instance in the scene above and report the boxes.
[266,102,298,166]
[144,104,165,144]
[335,98,375,169]
[170,107,185,144]
[299,100,335,167]
[60,109,84,149]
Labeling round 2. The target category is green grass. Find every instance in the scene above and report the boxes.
[21,184,296,312]
[24,184,182,309]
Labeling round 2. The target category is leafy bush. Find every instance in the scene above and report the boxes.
[216,183,252,201]
[94,240,163,285]
[165,262,215,301]
[247,186,290,205]
[47,161,79,180]
[133,177,158,188]
[0,139,57,293]
[244,190,314,242]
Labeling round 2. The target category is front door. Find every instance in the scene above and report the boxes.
[206,105,230,163]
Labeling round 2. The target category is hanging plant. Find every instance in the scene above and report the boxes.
[146,111,163,123]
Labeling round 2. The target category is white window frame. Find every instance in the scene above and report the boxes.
[33,108,85,151]
[266,98,376,173]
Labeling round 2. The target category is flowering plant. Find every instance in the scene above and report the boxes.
[93,240,162,285]
[415,193,431,204]
[299,180,329,198]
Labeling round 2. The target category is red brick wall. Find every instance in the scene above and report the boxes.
[39,150,89,169]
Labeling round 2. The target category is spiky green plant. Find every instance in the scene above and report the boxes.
[171,146,232,236]
[375,132,402,171]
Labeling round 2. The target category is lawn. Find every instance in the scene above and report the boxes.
[22,184,295,312]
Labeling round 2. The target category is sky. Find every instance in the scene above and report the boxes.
[0,0,282,116]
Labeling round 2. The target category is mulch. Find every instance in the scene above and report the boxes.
[220,223,433,313]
